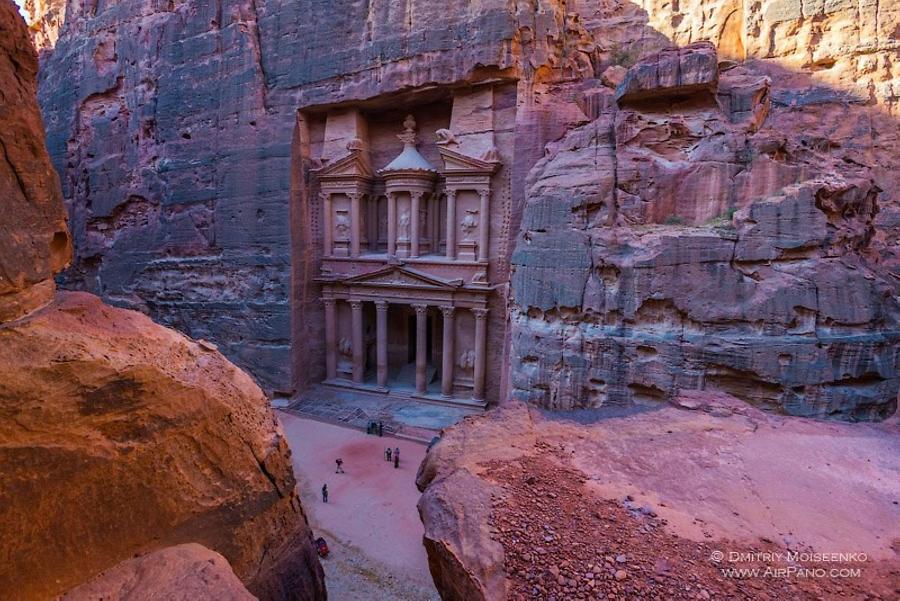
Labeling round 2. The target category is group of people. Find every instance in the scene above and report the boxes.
[321,441,403,503]
[385,446,400,469]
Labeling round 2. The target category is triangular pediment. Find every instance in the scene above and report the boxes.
[438,147,500,174]
[340,265,463,289]
[315,150,374,179]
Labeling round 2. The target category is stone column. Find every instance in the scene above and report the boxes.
[445,189,456,259]
[478,188,490,262]
[368,195,379,252]
[324,298,337,380]
[350,192,361,257]
[413,304,428,394]
[387,192,397,257]
[350,300,364,383]
[440,306,455,398]
[375,300,388,387]
[472,308,488,401]
[410,192,422,258]
[322,193,333,257]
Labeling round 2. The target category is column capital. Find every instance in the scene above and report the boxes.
[374,300,389,312]
[440,305,455,318]
[478,188,490,200]
[472,307,489,320]
[323,298,336,307]
[412,303,429,315]
[445,188,457,199]
[349,299,364,310]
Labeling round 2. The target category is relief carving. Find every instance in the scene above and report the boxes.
[398,210,411,240]
[457,349,476,371]
[338,337,352,357]
[461,209,479,241]
[334,211,350,239]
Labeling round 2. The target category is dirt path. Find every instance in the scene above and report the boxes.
[278,412,439,600]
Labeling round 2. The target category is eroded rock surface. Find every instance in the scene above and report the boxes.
[417,401,900,600]
[510,43,899,420]
[0,0,70,321]
[62,544,257,601]
[0,5,325,598]
[26,0,898,397]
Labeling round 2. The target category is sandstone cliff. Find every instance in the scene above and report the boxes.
[509,41,899,419]
[0,3,325,598]
[28,0,898,401]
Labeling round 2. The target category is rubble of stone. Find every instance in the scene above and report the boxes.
[417,401,900,600]
[0,4,325,598]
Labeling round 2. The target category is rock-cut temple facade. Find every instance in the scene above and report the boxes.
[300,85,513,407]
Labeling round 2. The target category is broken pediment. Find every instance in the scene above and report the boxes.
[438,146,500,174]
[314,149,374,180]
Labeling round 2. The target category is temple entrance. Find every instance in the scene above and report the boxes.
[389,305,438,393]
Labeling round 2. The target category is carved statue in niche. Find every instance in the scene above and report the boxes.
[338,337,352,357]
[398,210,411,240]
[334,210,350,240]
[461,209,479,241]
[457,349,476,371]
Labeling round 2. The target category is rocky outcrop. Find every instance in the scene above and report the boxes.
[417,401,900,599]
[62,544,257,601]
[0,292,326,599]
[27,0,898,397]
[0,0,70,321]
[510,42,899,420]
[0,4,325,598]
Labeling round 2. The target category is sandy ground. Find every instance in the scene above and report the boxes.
[278,412,439,600]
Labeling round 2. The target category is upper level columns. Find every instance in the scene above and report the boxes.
[410,192,423,258]
[478,188,490,262]
[322,193,333,258]
[445,190,457,260]
[350,193,362,257]
[387,192,397,257]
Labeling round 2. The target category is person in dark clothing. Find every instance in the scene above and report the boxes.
[378,421,384,436]
[335,458,344,473]
[322,484,328,503]
[393,447,400,469]
[386,447,392,462]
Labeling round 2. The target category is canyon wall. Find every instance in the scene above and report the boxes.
[0,3,325,597]
[29,0,898,413]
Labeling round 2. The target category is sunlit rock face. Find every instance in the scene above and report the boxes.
[30,0,898,414]
[0,4,325,598]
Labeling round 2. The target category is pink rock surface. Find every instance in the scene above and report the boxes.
[62,544,257,601]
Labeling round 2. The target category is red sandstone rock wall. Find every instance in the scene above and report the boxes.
[0,3,325,597]
[27,0,898,409]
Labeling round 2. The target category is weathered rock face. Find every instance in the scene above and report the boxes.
[0,0,71,321]
[0,292,326,600]
[62,544,257,601]
[28,0,897,398]
[509,41,899,420]
[417,401,900,600]
[0,5,325,598]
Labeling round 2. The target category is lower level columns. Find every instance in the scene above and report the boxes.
[413,304,428,394]
[472,308,488,401]
[375,301,388,387]
[440,306,455,398]
[350,300,364,383]
[324,299,337,380]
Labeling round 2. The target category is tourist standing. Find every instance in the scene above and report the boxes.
[322,484,328,503]
[335,458,344,473]
[394,446,400,469]
[386,447,392,462]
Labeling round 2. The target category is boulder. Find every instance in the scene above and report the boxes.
[615,42,719,105]
[62,544,257,601]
